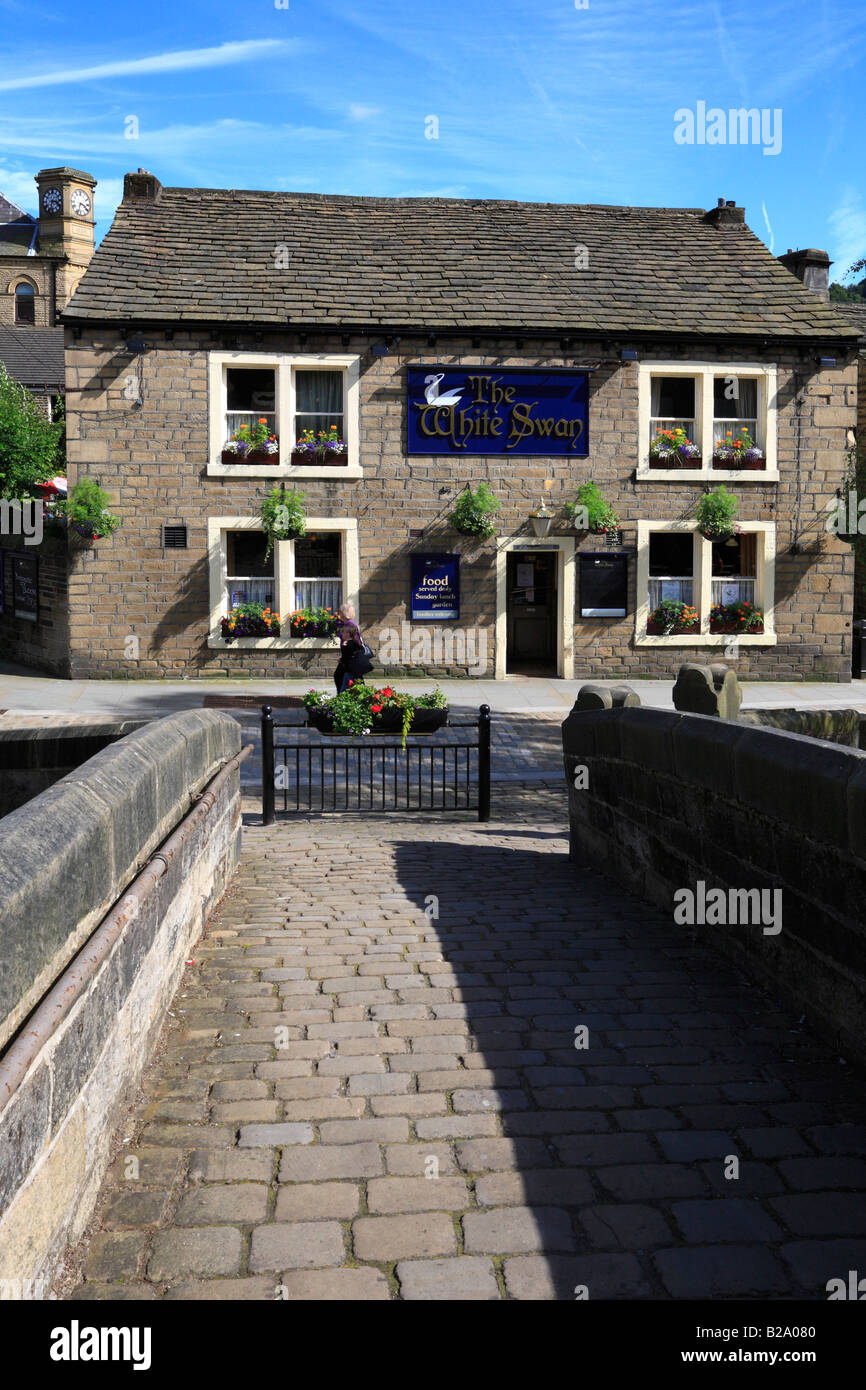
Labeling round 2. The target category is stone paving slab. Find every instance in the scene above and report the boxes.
[55,766,866,1301]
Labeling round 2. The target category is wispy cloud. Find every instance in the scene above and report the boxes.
[828,188,866,280]
[0,39,293,92]
[348,103,381,122]
[761,201,775,253]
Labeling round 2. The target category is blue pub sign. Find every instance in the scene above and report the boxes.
[407,366,589,457]
[410,553,460,621]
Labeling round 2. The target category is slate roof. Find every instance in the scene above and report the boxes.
[0,328,65,389]
[0,209,37,258]
[63,185,860,342]
[833,302,866,344]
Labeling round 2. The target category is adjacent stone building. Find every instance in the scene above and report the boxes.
[0,167,97,328]
[16,172,863,680]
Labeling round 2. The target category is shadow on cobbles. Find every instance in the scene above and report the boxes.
[390,831,866,1300]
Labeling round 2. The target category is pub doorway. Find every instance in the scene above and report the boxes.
[505,549,558,675]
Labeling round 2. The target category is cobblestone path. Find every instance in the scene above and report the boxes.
[60,775,866,1301]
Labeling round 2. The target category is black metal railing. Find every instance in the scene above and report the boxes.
[261,705,491,823]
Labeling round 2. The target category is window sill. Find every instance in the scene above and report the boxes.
[208,636,340,650]
[636,468,779,484]
[635,630,776,647]
[207,462,362,479]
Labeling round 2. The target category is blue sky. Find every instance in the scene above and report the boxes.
[1,0,865,280]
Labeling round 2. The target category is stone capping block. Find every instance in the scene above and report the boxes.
[671,711,748,797]
[0,710,241,1051]
[616,706,683,775]
[733,725,859,852]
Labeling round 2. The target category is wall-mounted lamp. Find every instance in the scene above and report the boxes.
[529,498,553,538]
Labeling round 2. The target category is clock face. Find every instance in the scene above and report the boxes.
[42,188,62,214]
[70,189,91,217]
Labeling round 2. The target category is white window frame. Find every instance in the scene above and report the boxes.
[207,351,361,478]
[638,362,778,482]
[208,515,360,648]
[636,519,776,647]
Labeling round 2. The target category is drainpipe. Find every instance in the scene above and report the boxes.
[0,743,252,1114]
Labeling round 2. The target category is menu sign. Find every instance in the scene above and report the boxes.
[410,553,460,621]
[12,554,38,623]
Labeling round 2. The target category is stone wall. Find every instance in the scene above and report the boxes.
[0,709,242,1295]
[562,704,866,1068]
[0,533,70,676]
[62,329,858,680]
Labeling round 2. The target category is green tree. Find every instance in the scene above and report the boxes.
[0,362,64,498]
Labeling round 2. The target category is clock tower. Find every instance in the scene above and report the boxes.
[34,166,97,276]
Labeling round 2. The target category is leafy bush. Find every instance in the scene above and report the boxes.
[695,486,739,540]
[564,481,620,531]
[450,483,499,537]
[0,362,65,498]
[261,485,306,557]
[55,478,120,538]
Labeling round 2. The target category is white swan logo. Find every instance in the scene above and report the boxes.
[423,372,463,407]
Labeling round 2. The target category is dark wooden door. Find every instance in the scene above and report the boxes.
[506,551,557,674]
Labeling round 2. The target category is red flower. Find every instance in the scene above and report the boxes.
[371,703,383,713]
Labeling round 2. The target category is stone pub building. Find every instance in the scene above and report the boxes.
[5,170,860,681]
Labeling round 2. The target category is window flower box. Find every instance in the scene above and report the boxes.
[291,425,348,467]
[289,607,340,639]
[221,603,281,643]
[649,428,702,470]
[647,600,699,636]
[709,602,764,634]
[223,417,279,466]
[290,449,348,467]
[712,428,765,471]
[221,448,280,467]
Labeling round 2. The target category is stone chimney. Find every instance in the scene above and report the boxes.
[704,197,746,227]
[123,169,163,203]
[777,247,831,301]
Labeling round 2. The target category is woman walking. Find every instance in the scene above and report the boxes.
[334,601,364,693]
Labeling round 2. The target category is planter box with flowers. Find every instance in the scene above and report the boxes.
[222,417,280,466]
[291,425,348,467]
[220,603,281,643]
[649,428,702,470]
[710,601,764,634]
[289,607,340,639]
[713,428,765,471]
[646,600,699,636]
[303,684,448,748]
